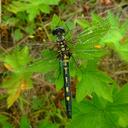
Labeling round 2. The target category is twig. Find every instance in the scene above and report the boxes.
[113,70,128,76]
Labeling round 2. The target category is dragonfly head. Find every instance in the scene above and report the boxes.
[52,27,65,36]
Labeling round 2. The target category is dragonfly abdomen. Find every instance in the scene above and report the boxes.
[62,54,72,118]
[58,40,72,119]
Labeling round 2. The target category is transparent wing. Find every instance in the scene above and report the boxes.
[64,17,111,71]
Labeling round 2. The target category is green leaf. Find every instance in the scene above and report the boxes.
[41,49,57,59]
[113,84,128,105]
[42,0,60,5]
[5,75,32,108]
[7,0,60,22]
[39,4,51,13]
[1,73,21,89]
[14,29,23,41]
[100,12,128,62]
[0,115,8,122]
[68,98,118,128]
[26,49,59,73]
[107,84,128,127]
[100,13,122,44]
[7,1,27,13]
[25,23,35,34]
[68,86,128,128]
[20,115,31,128]
[27,7,39,21]
[38,120,58,128]
[115,41,128,62]
[76,70,113,102]
[30,0,60,5]
[51,15,62,30]
[4,46,30,72]
[102,31,122,46]
[1,46,34,108]
[0,115,13,128]
[19,46,30,65]
[27,59,58,73]
[3,17,19,26]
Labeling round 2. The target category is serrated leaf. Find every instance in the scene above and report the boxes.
[100,12,128,63]
[68,98,118,128]
[68,86,128,128]
[76,70,113,102]
[107,84,128,127]
[7,1,27,13]
[4,46,30,72]
[7,0,60,18]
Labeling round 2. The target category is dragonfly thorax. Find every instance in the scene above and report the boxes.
[52,27,65,35]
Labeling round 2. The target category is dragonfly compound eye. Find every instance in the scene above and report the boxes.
[52,27,65,36]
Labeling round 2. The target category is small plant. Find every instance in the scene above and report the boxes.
[2,0,60,41]
[6,0,60,21]
[0,46,57,108]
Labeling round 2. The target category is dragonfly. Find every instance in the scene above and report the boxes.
[38,16,113,119]
[52,27,72,118]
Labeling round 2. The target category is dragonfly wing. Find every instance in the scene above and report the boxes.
[67,16,111,62]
